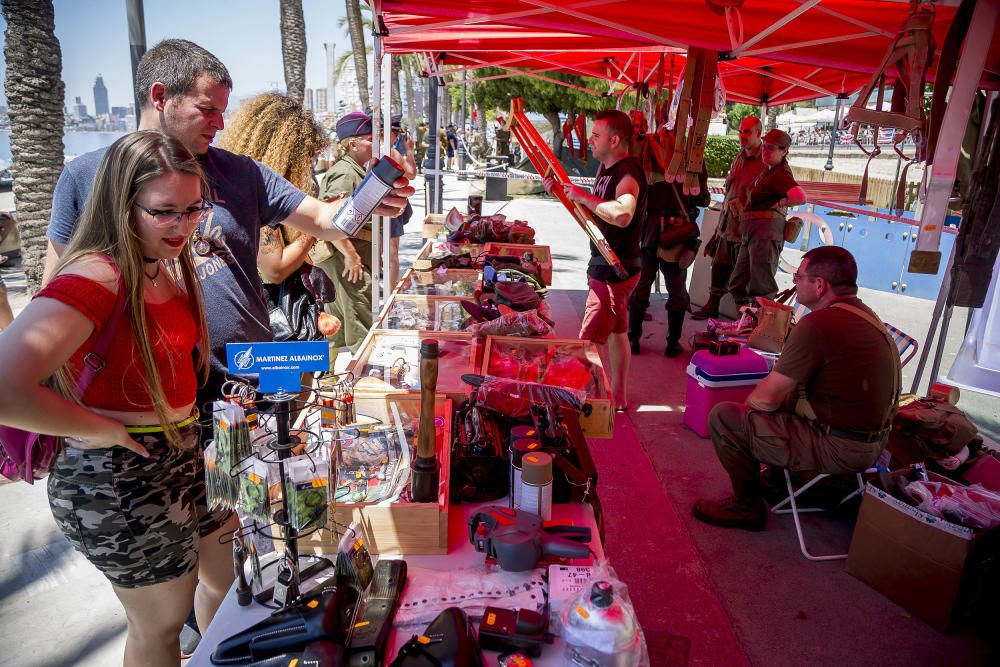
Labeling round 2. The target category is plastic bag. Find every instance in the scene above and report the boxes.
[239,456,272,524]
[475,375,587,419]
[903,480,1000,530]
[286,454,331,531]
[561,561,649,667]
[395,566,546,627]
[204,440,238,511]
[466,309,552,338]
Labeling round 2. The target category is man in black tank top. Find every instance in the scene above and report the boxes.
[543,110,646,411]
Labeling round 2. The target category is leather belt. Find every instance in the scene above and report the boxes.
[810,421,889,443]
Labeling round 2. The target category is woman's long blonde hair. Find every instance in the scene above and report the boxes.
[52,130,211,448]
[218,93,328,193]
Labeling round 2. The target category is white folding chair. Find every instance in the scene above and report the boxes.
[771,469,873,561]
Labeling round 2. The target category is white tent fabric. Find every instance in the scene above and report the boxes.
[946,252,1000,398]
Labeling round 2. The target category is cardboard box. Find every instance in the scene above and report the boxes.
[846,480,1000,631]
[394,267,481,297]
[422,213,445,239]
[348,329,480,402]
[483,242,552,285]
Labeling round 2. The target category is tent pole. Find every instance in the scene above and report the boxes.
[910,239,957,394]
[381,49,393,303]
[910,0,998,273]
[824,94,845,171]
[372,26,383,316]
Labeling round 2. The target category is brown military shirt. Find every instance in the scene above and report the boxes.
[721,144,766,241]
[773,297,898,432]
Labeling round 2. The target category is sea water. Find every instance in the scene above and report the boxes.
[0,130,128,167]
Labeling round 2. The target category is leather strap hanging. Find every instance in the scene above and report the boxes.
[926,0,975,167]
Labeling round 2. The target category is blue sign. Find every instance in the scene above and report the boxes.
[226,341,330,393]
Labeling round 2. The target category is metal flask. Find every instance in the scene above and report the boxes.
[562,581,641,667]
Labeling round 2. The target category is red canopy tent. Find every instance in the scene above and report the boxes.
[380,0,999,91]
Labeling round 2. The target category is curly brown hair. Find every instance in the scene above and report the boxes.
[218,93,328,192]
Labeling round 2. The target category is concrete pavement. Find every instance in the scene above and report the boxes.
[0,173,995,665]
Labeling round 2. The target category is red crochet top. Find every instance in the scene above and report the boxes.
[34,275,199,411]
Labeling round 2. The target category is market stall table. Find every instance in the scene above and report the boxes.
[189,500,606,666]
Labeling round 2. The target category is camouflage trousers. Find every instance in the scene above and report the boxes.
[47,425,232,589]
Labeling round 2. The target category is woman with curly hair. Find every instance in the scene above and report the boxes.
[218,93,341,340]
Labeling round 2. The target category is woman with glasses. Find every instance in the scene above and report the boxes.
[0,131,236,665]
[727,128,807,305]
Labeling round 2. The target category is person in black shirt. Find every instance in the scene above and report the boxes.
[543,110,646,412]
[628,166,710,357]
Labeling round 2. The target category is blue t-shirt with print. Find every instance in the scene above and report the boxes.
[48,145,307,405]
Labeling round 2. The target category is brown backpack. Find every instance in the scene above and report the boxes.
[887,398,981,466]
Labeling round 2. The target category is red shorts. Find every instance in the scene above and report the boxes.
[580,274,640,344]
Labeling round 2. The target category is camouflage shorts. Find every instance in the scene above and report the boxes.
[47,425,233,589]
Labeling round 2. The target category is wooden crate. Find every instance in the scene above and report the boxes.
[422,213,446,239]
[295,393,452,556]
[483,242,553,285]
[375,293,471,333]
[415,240,486,263]
[395,267,481,297]
[480,335,613,438]
[348,329,480,401]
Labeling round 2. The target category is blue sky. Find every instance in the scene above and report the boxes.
[1,0,350,109]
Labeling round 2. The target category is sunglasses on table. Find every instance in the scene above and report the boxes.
[134,201,214,227]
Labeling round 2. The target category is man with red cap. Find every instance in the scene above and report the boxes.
[726,128,807,305]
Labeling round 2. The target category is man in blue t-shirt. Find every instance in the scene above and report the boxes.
[45,39,412,406]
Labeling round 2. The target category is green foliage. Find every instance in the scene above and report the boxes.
[470,68,611,116]
[704,136,742,178]
[725,103,758,131]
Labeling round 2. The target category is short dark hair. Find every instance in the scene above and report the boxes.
[135,39,233,110]
[802,245,858,295]
[595,110,633,144]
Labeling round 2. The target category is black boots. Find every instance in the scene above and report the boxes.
[627,307,645,355]
[690,296,720,321]
[665,310,685,357]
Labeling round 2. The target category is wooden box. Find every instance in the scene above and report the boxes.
[295,393,452,556]
[348,329,480,400]
[480,335,613,438]
[394,267,481,297]
[483,242,553,285]
[415,240,486,262]
[376,293,470,333]
[422,213,446,239]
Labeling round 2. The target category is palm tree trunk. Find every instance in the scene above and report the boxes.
[345,0,370,111]
[404,66,416,132]
[390,55,403,117]
[279,0,307,104]
[543,111,563,154]
[476,105,488,158]
[1,0,64,293]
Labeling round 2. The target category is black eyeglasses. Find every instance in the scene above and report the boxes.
[792,272,818,282]
[134,201,213,227]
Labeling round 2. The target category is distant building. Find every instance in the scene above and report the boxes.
[73,96,88,120]
[93,75,109,117]
[110,106,129,119]
[315,88,328,115]
[303,88,314,112]
[337,58,363,113]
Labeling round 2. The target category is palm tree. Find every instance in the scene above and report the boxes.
[1,0,65,293]
[344,0,370,111]
[279,0,307,104]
